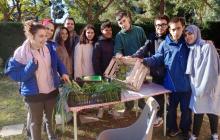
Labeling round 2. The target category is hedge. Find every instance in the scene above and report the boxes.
[0,22,219,64]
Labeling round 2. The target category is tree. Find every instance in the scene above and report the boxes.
[0,0,16,22]
[65,0,114,24]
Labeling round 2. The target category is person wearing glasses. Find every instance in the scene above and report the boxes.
[132,15,169,127]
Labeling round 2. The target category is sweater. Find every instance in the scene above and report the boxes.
[114,25,146,56]
[74,43,94,79]
[5,40,67,96]
[92,36,114,75]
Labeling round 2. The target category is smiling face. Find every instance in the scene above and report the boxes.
[86,28,95,41]
[117,16,131,31]
[30,29,47,49]
[64,19,75,33]
[61,28,69,42]
[155,19,168,36]
[45,23,55,40]
[185,31,196,45]
[169,21,185,42]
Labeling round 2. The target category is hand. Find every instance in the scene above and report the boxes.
[115,53,123,59]
[32,58,38,65]
[136,58,143,63]
[206,40,214,45]
[61,74,71,84]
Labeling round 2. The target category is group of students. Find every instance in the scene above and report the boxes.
[4,10,220,140]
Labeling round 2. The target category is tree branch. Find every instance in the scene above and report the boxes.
[93,0,114,22]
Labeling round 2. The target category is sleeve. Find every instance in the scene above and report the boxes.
[195,44,220,97]
[56,55,68,76]
[5,58,38,82]
[142,41,164,68]
[74,44,83,79]
[132,39,151,58]
[140,27,147,45]
[114,33,123,55]
[92,42,102,75]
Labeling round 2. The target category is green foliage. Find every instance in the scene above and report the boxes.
[0,22,25,63]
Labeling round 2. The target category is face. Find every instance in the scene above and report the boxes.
[64,19,75,32]
[155,19,168,36]
[185,31,196,45]
[101,27,112,39]
[61,29,69,42]
[117,16,131,31]
[86,28,95,41]
[45,23,55,40]
[30,29,47,49]
[169,21,185,41]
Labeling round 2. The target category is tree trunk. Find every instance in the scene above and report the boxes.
[159,0,165,15]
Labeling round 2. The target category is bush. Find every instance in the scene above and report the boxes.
[0,22,25,63]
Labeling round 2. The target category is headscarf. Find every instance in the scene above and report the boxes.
[185,25,206,46]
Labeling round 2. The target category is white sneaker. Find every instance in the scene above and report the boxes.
[153,117,163,127]
[97,108,104,118]
[189,134,197,140]
[212,134,219,140]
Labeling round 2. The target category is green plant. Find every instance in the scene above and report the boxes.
[56,80,83,132]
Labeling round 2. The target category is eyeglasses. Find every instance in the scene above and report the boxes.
[155,24,167,28]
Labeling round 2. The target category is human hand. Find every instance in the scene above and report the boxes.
[115,53,123,59]
[61,74,71,84]
[206,40,214,46]
[136,58,143,63]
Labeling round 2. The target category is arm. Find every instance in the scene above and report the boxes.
[140,27,147,45]
[114,33,123,56]
[92,42,102,75]
[5,58,38,82]
[142,41,164,67]
[195,44,220,96]
[132,39,151,58]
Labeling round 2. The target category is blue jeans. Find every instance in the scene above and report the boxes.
[167,92,192,133]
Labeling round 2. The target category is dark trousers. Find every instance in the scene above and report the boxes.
[125,98,146,111]
[153,94,164,117]
[26,95,57,140]
[193,113,219,137]
[167,92,192,133]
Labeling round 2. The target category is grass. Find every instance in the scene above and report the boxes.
[0,77,219,140]
[0,77,26,128]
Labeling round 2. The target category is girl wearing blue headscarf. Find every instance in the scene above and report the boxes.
[185,25,220,140]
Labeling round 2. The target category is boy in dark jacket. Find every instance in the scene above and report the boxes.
[132,15,169,127]
[92,21,121,119]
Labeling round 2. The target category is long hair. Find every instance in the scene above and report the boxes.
[54,26,71,55]
[79,24,97,45]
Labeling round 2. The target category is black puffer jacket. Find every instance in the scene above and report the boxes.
[92,36,114,76]
[132,32,167,84]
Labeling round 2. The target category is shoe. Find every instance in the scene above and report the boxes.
[153,117,163,127]
[181,132,190,140]
[97,108,104,118]
[211,133,219,140]
[189,134,197,140]
[168,129,180,137]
